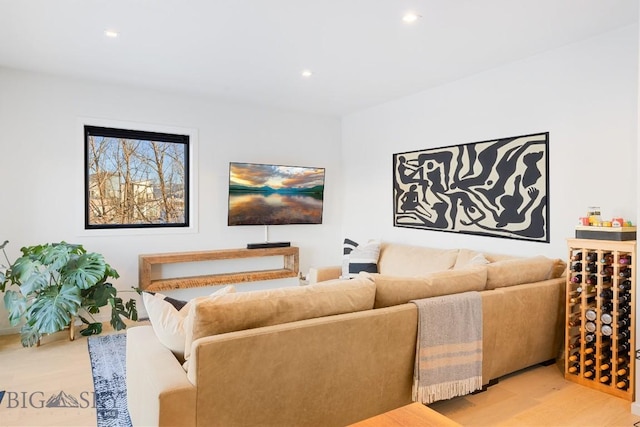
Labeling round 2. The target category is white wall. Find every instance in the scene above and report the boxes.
[341,25,638,260]
[0,68,343,332]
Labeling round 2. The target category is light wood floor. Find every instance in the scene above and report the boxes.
[1,325,639,426]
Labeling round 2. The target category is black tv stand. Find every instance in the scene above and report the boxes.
[247,242,291,249]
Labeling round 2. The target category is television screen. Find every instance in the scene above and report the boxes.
[228,162,325,226]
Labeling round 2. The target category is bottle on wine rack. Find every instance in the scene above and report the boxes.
[585,308,597,321]
[600,289,614,300]
[600,362,611,371]
[585,274,598,285]
[617,381,630,391]
[619,268,632,279]
[619,255,632,265]
[616,367,628,376]
[586,252,598,262]
[618,293,632,305]
[600,253,614,264]
[618,317,631,329]
[568,352,580,362]
[600,266,614,276]
[568,363,580,374]
[584,322,597,333]
[599,374,611,384]
[601,312,613,324]
[619,305,632,316]
[572,252,583,261]
[601,324,613,336]
[571,262,583,272]
[585,263,598,273]
[571,274,583,284]
[618,329,631,341]
[584,369,596,379]
[619,280,632,292]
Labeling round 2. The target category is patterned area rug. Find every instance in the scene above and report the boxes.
[87,333,132,427]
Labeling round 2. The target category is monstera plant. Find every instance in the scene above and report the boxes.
[0,240,137,347]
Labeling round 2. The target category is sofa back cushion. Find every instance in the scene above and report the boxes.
[371,266,487,308]
[485,256,564,290]
[184,275,376,361]
[377,243,459,276]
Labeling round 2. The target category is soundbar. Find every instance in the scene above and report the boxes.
[247,241,291,249]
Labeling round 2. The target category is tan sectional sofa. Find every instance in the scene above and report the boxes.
[126,243,566,427]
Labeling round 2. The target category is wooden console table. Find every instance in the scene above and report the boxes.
[139,247,299,291]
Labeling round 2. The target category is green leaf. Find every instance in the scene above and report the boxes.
[27,283,81,334]
[62,252,107,290]
[11,257,50,295]
[38,244,73,272]
[126,299,138,321]
[80,322,102,336]
[3,290,27,326]
[92,283,117,307]
[20,323,41,347]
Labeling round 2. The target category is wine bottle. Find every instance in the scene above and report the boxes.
[619,255,632,265]
[600,266,613,276]
[584,345,596,354]
[600,253,613,264]
[618,342,631,353]
[616,367,628,376]
[618,293,632,305]
[567,317,581,327]
[618,280,632,292]
[568,353,580,362]
[617,330,631,341]
[616,379,629,389]
[585,309,597,321]
[572,252,583,261]
[586,275,598,285]
[599,375,611,384]
[619,305,632,316]
[617,317,631,329]
[568,363,580,374]
[584,321,597,333]
[600,289,613,300]
[584,369,595,379]
[571,262,583,272]
[583,357,595,367]
[601,324,613,336]
[571,274,583,284]
[584,333,596,344]
[600,362,611,371]
[619,268,632,278]
[586,252,598,262]
[585,263,598,273]
[601,312,613,324]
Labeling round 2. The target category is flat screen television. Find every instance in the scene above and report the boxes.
[228,162,325,226]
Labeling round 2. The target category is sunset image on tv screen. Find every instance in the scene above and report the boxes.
[228,162,325,225]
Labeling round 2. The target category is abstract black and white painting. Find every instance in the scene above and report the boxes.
[393,132,549,242]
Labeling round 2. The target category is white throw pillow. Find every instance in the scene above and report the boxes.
[143,285,236,361]
[341,238,381,279]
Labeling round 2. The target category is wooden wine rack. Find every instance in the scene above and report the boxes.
[565,238,636,400]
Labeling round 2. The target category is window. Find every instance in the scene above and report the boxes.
[84,125,190,229]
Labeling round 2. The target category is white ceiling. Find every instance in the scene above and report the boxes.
[0,0,637,117]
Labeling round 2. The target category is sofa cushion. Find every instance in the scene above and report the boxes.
[371,266,487,308]
[143,286,235,361]
[453,249,490,270]
[184,275,376,361]
[342,238,381,278]
[485,256,558,290]
[377,243,458,276]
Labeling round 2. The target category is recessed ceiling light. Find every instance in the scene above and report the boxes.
[402,12,421,23]
[301,69,313,78]
[104,29,119,38]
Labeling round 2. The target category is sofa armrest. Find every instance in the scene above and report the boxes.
[127,325,197,427]
[307,265,342,284]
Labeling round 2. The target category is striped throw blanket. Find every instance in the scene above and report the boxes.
[411,291,483,404]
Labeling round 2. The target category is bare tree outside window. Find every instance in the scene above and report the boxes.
[84,126,189,229]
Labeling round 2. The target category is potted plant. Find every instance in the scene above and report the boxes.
[0,240,138,347]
